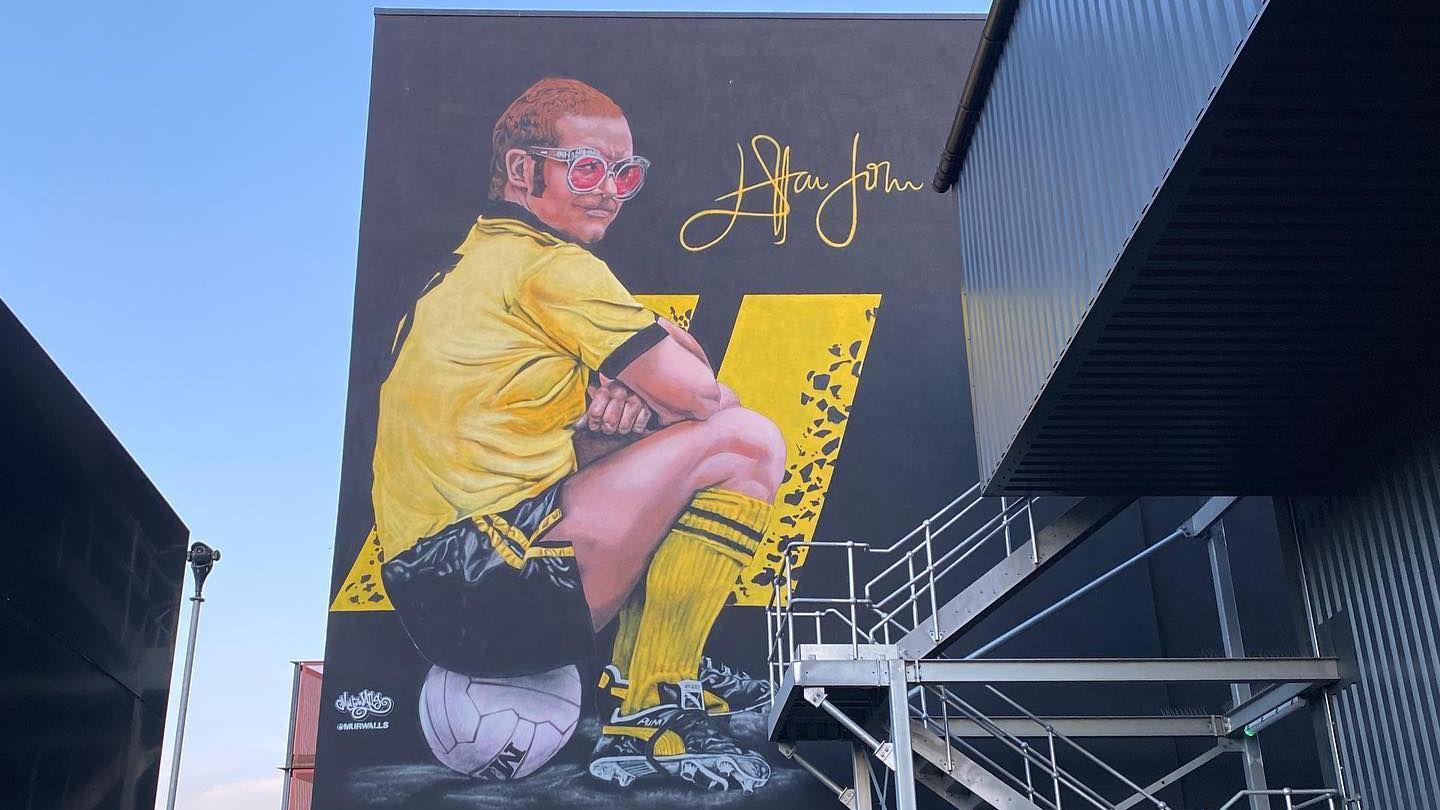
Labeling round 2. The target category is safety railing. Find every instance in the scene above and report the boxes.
[1217,790,1340,810]
[912,682,1171,810]
[914,684,1344,810]
[763,489,1356,810]
[763,483,1040,692]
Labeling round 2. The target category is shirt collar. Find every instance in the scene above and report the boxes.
[478,200,575,245]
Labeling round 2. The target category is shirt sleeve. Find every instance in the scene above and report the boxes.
[517,247,663,373]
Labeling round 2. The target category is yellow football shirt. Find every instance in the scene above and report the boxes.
[372,211,658,557]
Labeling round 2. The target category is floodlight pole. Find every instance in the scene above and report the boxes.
[164,541,221,810]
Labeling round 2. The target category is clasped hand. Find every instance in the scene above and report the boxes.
[574,375,653,435]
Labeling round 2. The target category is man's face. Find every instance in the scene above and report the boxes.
[526,114,634,244]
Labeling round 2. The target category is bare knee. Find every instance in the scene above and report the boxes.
[693,407,787,495]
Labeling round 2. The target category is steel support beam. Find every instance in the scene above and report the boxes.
[898,496,1133,658]
[1209,520,1269,810]
[777,742,853,806]
[1114,741,1241,810]
[783,657,1339,690]
[887,659,918,810]
[940,715,1224,738]
[850,742,875,810]
[1225,681,1315,733]
[1184,496,1240,538]
[904,657,1341,685]
[815,696,888,761]
[767,658,888,741]
[965,497,1239,660]
[779,659,1341,705]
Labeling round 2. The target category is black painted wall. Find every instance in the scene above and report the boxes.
[0,299,189,810]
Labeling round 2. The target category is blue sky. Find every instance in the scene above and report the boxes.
[0,2,987,808]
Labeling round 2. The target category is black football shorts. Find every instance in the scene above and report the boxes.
[381,481,595,677]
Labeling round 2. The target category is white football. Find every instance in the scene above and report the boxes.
[418,663,582,780]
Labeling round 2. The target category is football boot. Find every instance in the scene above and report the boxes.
[596,656,770,716]
[588,679,771,793]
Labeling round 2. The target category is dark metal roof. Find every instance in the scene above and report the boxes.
[0,300,186,530]
[986,2,1440,494]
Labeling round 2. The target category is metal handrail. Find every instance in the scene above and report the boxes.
[1218,789,1338,810]
[866,496,1037,634]
[866,492,1025,607]
[872,483,983,554]
[866,498,1037,641]
[763,483,1040,679]
[763,489,1350,810]
[930,497,1036,584]
[981,685,1166,809]
[917,709,1063,810]
[898,659,1170,810]
[761,487,1158,810]
[919,684,1119,810]
[868,502,1012,610]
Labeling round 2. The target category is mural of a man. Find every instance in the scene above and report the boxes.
[373,77,780,793]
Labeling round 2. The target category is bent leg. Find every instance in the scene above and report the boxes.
[551,406,785,630]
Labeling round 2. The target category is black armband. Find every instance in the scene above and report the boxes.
[598,321,667,379]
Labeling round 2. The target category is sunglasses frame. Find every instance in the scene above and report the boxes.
[526,146,651,200]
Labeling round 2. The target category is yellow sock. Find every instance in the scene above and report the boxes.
[619,488,770,715]
[603,589,644,696]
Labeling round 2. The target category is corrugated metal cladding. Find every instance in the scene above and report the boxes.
[1293,433,1440,810]
[961,1,1440,494]
[956,0,1265,485]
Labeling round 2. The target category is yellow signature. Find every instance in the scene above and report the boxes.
[679,132,925,252]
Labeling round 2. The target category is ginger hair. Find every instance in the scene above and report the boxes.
[489,78,626,200]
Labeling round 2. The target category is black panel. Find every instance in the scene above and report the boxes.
[0,597,168,810]
[0,299,188,810]
[320,16,989,809]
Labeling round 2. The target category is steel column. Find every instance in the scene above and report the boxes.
[887,659,918,810]
[1283,498,1350,801]
[850,742,875,810]
[1209,520,1270,810]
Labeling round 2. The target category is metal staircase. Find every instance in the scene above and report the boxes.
[763,491,1350,810]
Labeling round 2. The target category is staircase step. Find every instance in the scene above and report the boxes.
[910,720,1046,810]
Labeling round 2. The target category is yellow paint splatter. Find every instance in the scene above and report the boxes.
[329,529,393,612]
[634,294,699,330]
[717,294,881,606]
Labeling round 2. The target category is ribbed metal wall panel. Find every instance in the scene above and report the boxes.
[956,0,1264,483]
[1295,436,1440,809]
